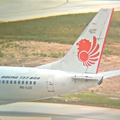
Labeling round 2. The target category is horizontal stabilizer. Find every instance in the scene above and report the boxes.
[99,70,120,79]
[72,75,102,81]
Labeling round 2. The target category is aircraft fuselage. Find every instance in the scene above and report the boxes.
[0,66,101,104]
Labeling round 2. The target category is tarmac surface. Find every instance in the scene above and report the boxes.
[0,102,120,120]
[0,0,120,119]
[0,0,120,22]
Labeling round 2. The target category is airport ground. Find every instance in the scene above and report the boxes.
[0,11,120,96]
[0,0,120,22]
[0,102,120,120]
[0,0,120,119]
[1,42,120,95]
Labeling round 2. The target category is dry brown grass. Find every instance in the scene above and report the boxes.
[0,41,120,95]
[0,41,71,66]
[89,55,120,95]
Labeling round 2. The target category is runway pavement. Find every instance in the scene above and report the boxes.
[0,0,120,22]
[0,102,120,120]
[0,0,120,119]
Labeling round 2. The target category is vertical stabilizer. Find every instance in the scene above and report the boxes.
[37,9,114,74]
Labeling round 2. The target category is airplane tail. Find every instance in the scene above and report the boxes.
[37,8,114,74]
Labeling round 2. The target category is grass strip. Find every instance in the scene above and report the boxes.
[42,92,120,108]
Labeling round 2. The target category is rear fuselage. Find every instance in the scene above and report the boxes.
[0,66,100,104]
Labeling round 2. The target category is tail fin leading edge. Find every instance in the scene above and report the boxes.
[37,8,114,74]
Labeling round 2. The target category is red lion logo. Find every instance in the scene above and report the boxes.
[76,36,100,67]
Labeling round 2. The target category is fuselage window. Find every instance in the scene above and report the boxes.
[2,80,4,84]
[10,80,12,84]
[30,81,32,84]
[2,80,5,84]
[26,81,28,84]
[18,81,20,84]
[14,81,16,84]
[6,80,9,84]
[34,81,36,85]
[22,81,24,84]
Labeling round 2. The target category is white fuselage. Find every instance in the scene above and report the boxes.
[0,66,101,104]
